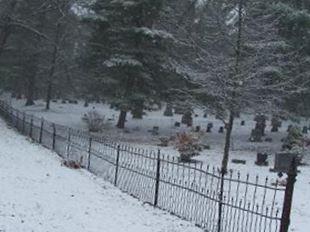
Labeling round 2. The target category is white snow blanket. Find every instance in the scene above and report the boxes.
[0,119,201,232]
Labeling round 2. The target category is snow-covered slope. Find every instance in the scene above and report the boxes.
[0,119,201,232]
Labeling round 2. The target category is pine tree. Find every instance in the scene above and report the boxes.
[85,0,175,128]
[273,0,310,116]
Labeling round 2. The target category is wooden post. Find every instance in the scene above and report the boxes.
[154,149,161,207]
[280,157,297,232]
[114,145,121,186]
[87,137,92,170]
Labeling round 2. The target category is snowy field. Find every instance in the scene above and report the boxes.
[1,96,310,231]
[0,118,201,232]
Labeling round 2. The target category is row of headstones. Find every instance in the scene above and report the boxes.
[233,152,300,173]
[174,121,226,133]
[52,99,78,104]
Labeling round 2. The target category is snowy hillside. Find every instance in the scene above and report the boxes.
[0,118,201,232]
[1,97,310,232]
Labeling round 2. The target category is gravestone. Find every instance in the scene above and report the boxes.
[149,126,159,136]
[287,125,292,132]
[271,117,281,132]
[158,137,169,147]
[249,129,262,142]
[218,126,224,133]
[302,126,308,134]
[241,120,245,126]
[255,153,268,166]
[232,159,246,165]
[206,123,213,133]
[69,99,78,104]
[175,122,181,127]
[181,111,193,127]
[84,101,89,107]
[163,104,173,117]
[254,114,267,136]
[265,137,273,142]
[271,152,297,173]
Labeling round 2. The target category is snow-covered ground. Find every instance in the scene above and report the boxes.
[5,97,307,150]
[1,96,310,231]
[0,118,201,232]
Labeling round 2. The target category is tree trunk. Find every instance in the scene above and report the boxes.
[220,0,243,174]
[45,81,52,110]
[221,111,234,174]
[0,0,17,56]
[117,110,127,129]
[45,19,61,110]
[25,76,35,106]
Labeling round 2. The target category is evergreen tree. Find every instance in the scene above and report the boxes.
[84,0,176,128]
[273,0,310,116]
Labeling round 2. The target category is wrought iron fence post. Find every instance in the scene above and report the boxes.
[114,145,121,186]
[154,149,161,207]
[39,118,44,144]
[29,116,33,138]
[87,137,92,170]
[52,123,56,150]
[280,157,297,232]
[217,169,226,232]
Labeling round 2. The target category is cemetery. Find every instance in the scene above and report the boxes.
[0,0,309,231]
[1,96,309,232]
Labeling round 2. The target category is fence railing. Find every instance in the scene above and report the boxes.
[0,100,296,232]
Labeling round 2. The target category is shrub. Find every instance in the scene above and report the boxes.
[175,132,201,162]
[282,126,303,150]
[82,110,105,132]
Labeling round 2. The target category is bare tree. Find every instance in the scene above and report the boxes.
[165,0,307,173]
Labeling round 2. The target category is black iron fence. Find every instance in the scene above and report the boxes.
[0,100,296,232]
